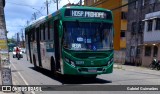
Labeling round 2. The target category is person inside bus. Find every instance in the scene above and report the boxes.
[102,29,110,49]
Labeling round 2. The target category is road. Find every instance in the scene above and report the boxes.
[8,52,160,94]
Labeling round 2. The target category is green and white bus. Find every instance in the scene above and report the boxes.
[25,5,114,78]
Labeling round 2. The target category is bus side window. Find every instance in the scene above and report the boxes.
[45,23,48,41]
[43,24,46,41]
[41,25,43,41]
[32,29,35,41]
[50,20,54,40]
[35,28,37,41]
[48,21,50,40]
[39,26,41,41]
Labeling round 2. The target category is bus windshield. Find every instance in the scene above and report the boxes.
[63,22,113,51]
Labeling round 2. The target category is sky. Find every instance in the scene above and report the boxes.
[4,0,81,39]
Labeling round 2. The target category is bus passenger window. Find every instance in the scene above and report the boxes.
[32,29,35,41]
[48,21,50,40]
[41,25,43,41]
[43,24,45,41]
[39,26,41,41]
[50,22,54,40]
[45,23,48,40]
[35,29,37,41]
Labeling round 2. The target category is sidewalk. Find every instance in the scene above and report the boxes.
[114,63,160,76]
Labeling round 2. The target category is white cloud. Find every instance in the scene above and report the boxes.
[5,0,80,38]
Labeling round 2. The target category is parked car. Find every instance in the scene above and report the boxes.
[13,47,23,58]
[21,48,26,53]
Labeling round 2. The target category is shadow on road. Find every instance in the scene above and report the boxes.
[29,67,112,84]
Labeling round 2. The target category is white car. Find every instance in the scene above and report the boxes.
[21,48,26,53]
[13,47,23,58]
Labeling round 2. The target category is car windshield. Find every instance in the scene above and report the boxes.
[63,22,113,51]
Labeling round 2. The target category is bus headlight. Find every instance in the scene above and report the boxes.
[70,61,76,67]
[64,57,76,67]
[108,58,114,65]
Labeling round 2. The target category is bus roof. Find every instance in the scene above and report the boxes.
[25,5,112,31]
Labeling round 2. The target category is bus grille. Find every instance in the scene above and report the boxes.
[78,68,103,72]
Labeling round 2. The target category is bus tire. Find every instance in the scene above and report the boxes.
[51,57,56,75]
[33,55,37,69]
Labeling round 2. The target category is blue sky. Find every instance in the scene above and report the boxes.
[4,0,80,39]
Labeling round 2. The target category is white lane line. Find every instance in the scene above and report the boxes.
[11,61,35,94]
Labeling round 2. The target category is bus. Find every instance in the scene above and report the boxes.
[25,5,114,78]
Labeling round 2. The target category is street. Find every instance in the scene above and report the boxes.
[5,52,160,94]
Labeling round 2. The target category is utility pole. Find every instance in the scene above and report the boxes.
[21,29,25,48]
[80,0,82,6]
[53,0,60,10]
[56,0,58,10]
[33,12,36,20]
[46,0,49,15]
[26,20,29,26]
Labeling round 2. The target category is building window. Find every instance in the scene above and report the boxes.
[121,12,127,19]
[130,46,136,57]
[156,18,160,30]
[149,0,155,4]
[148,20,153,31]
[145,46,151,56]
[131,22,136,32]
[142,0,145,6]
[138,21,143,32]
[121,31,125,37]
[153,46,158,57]
[134,1,138,9]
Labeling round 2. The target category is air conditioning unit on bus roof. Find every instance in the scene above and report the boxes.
[29,16,46,26]
[63,3,81,7]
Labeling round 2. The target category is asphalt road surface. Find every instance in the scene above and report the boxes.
[7,53,160,94]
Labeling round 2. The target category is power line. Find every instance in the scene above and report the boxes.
[6,1,41,7]
[6,25,24,27]
[89,0,138,11]
[111,0,138,11]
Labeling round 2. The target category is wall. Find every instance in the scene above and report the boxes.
[142,45,160,67]
[144,19,160,43]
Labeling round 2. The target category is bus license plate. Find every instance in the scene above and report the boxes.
[88,68,97,72]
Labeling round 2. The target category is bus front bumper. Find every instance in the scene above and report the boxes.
[63,61,114,75]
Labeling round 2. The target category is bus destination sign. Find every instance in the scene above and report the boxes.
[65,9,111,19]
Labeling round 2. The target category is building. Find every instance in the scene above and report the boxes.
[0,0,5,29]
[0,0,7,50]
[142,11,160,66]
[84,0,128,63]
[126,0,160,66]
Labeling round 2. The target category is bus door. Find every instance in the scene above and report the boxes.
[54,20,60,71]
[36,27,42,67]
[27,32,32,63]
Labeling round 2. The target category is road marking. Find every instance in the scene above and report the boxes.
[11,61,35,94]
